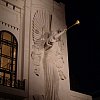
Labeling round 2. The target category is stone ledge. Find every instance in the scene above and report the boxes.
[0,85,27,98]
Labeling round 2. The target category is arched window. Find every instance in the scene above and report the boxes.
[0,30,18,87]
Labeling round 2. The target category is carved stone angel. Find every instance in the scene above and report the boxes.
[43,29,67,100]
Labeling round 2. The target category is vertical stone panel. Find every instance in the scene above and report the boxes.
[29,0,71,100]
[30,9,51,99]
[52,2,71,100]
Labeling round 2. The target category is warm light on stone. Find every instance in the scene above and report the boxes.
[75,20,80,25]
[0,0,92,100]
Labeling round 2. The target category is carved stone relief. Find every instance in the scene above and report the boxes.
[31,9,66,100]
[31,10,50,77]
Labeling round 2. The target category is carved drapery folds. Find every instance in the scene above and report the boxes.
[31,9,66,100]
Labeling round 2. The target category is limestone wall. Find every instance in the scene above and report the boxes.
[0,0,25,80]
[0,0,93,100]
[29,0,71,100]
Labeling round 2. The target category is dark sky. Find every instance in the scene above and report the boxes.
[58,0,100,98]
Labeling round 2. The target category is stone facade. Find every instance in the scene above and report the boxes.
[0,0,92,100]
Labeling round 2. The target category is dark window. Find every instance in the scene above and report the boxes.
[0,30,18,87]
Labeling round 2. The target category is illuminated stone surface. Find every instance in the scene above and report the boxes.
[0,0,92,100]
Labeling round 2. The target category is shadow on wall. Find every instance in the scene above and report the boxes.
[33,94,44,100]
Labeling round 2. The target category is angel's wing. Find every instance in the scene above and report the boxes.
[32,10,50,49]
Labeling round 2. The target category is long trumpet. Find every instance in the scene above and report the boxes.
[54,20,80,39]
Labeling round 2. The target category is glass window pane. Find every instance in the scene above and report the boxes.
[0,31,18,87]
[12,75,15,87]
[5,73,10,86]
[13,60,16,72]
[7,59,12,71]
[0,72,4,84]
[3,32,11,41]
[1,57,9,69]
[0,43,2,54]
[13,48,16,58]
[0,43,2,49]
[0,49,1,53]
[13,64,15,72]
[2,44,11,56]
[14,39,16,44]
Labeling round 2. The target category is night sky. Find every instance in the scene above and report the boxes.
[56,0,100,98]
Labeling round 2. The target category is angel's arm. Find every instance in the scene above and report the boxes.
[54,29,67,39]
[44,38,53,50]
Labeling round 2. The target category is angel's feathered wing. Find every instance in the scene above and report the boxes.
[32,10,52,49]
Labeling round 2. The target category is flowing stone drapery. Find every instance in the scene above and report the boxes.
[43,41,65,100]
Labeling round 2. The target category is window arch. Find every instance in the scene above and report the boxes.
[0,30,18,87]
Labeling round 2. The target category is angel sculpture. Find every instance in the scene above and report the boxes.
[32,10,70,100]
